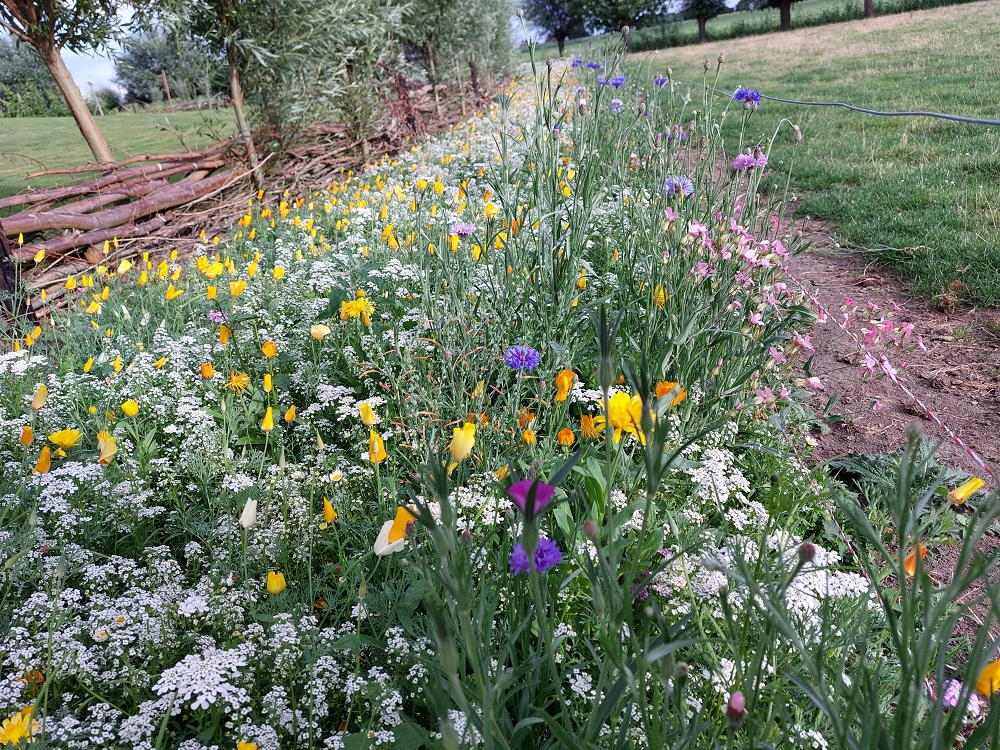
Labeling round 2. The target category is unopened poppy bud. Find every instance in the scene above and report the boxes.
[582,519,599,542]
[546,57,554,70]
[675,661,690,677]
[798,542,816,563]
[726,690,745,726]
[460,530,472,547]
[405,520,416,537]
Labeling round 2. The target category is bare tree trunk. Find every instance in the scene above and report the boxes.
[698,17,708,43]
[557,34,566,56]
[469,54,481,100]
[226,46,264,192]
[779,0,792,30]
[864,0,874,17]
[453,58,466,117]
[40,47,113,164]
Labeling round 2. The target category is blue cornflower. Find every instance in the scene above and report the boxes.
[654,73,668,87]
[609,99,623,113]
[585,61,602,71]
[610,75,626,87]
[733,87,761,107]
[504,345,541,371]
[571,58,583,68]
[510,538,563,575]
[661,175,694,197]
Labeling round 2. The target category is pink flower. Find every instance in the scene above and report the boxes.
[769,346,787,365]
[844,296,856,306]
[873,401,884,412]
[805,377,824,390]
[880,357,897,379]
[861,354,878,376]
[793,332,815,351]
[664,206,679,222]
[749,312,764,326]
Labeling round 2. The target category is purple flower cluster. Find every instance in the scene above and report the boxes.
[509,537,563,575]
[504,345,541,371]
[661,175,694,197]
[585,61,602,71]
[609,99,623,113]
[449,221,477,237]
[733,149,769,171]
[207,310,229,323]
[733,87,761,107]
[653,72,668,87]
[610,75,626,87]
[571,58,584,68]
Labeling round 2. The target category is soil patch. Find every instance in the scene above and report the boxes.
[786,239,1000,481]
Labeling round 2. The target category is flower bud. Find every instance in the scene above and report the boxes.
[704,58,711,70]
[582,519,599,542]
[798,542,816,564]
[726,690,745,726]
[718,51,726,63]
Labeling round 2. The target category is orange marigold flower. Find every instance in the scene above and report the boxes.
[555,369,576,402]
[557,428,575,446]
[656,381,687,407]
[261,341,277,359]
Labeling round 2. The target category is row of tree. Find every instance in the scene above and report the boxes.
[0,0,513,173]
[526,0,875,50]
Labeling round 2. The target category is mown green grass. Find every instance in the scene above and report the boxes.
[0,109,235,204]
[637,1,1000,305]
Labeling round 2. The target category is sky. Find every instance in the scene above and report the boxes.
[63,50,120,92]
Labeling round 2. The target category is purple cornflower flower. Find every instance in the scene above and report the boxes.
[733,153,756,171]
[597,74,606,85]
[504,345,541,371]
[754,146,768,168]
[609,98,623,113]
[509,537,563,575]
[654,72,668,87]
[585,61,602,71]
[571,58,583,68]
[733,87,761,107]
[661,175,694,197]
[450,221,476,237]
[207,310,229,323]
[610,75,626,87]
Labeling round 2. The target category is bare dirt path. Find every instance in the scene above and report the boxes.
[787,242,1000,482]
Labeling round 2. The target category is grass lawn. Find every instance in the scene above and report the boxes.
[0,108,235,204]
[634,1,1000,305]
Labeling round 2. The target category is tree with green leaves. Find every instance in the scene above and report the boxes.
[114,29,224,104]
[741,0,803,30]
[682,0,727,42]
[0,36,69,117]
[0,1,146,162]
[584,0,668,43]
[523,0,587,56]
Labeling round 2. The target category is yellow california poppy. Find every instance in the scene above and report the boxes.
[368,430,386,463]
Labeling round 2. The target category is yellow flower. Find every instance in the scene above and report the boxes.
[200,363,215,379]
[97,431,117,466]
[220,325,231,345]
[494,464,510,480]
[483,202,499,219]
[164,283,184,301]
[19,426,32,446]
[207,285,217,300]
[593,392,647,444]
[0,705,39,745]
[122,400,139,417]
[266,571,286,595]
[323,497,337,523]
[374,506,417,556]
[33,446,51,474]
[577,269,587,289]
[358,402,377,426]
[977,658,1000,695]
[153,357,167,370]
[449,422,476,461]
[49,429,83,450]
[285,405,296,423]
[272,267,285,280]
[30,385,48,410]
[261,341,277,359]
[83,357,93,373]
[238,742,259,750]
[655,381,687,407]
[654,285,667,309]
[368,430,386,463]
[339,296,373,325]
[948,477,984,505]
[555,369,576,402]
[230,280,247,297]
[310,324,332,340]
[522,429,536,446]
[261,407,275,433]
[557,427,576,446]
[224,372,252,393]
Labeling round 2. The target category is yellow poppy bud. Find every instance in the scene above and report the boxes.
[230,281,246,297]
[122,400,139,417]
[34,446,51,474]
[310,324,332,340]
[368,430,386,463]
[261,406,275,433]
[358,402,377,426]
[948,477,985,505]
[284,405,296,423]
[555,369,575,402]
[264,374,272,392]
[83,357,93,373]
[323,497,337,523]
[207,286,217,300]
[20,426,33,446]
[97,430,118,466]
[31,385,48,410]
[200,363,215,379]
[164,283,184,301]
[483,203,499,219]
[266,571,286,595]
[220,325,231,345]
[449,422,476,461]
[273,267,285,280]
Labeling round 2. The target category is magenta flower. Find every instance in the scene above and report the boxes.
[508,479,555,517]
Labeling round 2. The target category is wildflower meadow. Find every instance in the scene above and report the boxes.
[2,42,1000,750]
